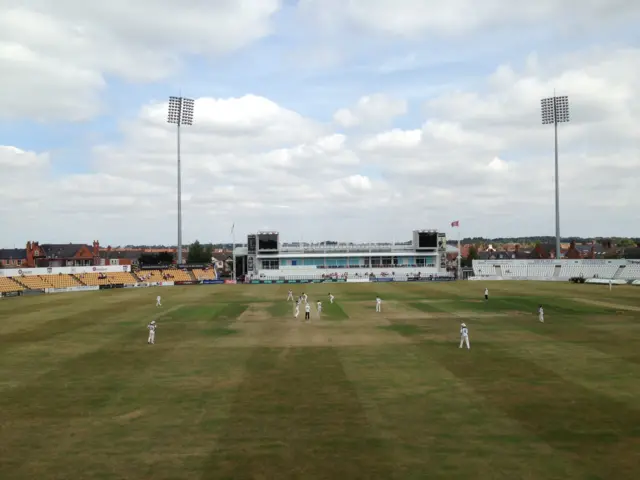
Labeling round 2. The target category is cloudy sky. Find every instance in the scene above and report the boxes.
[1,0,639,247]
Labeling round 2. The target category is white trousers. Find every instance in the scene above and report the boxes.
[287,294,293,301]
[295,310,299,318]
[376,304,381,312]
[148,332,155,344]
[539,314,544,323]
[459,336,470,349]
[156,301,161,306]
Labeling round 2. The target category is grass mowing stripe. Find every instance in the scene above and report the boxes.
[202,346,394,479]
[489,328,640,406]
[424,343,640,480]
[338,344,584,479]
[0,296,151,350]
[513,316,640,366]
[0,320,191,476]
[323,301,349,320]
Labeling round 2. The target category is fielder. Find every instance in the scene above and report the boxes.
[156,295,162,307]
[287,290,293,301]
[459,323,470,349]
[538,305,544,323]
[484,288,489,301]
[375,296,382,312]
[303,293,308,304]
[304,303,311,322]
[328,293,335,304]
[147,320,157,344]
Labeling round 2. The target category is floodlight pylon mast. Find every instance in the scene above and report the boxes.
[167,96,195,265]
[541,94,570,260]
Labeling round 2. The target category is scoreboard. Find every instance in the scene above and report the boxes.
[257,232,279,253]
[413,230,438,250]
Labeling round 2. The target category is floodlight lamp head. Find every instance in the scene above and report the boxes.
[167,96,195,126]
[180,98,194,126]
[167,96,182,124]
[541,95,570,125]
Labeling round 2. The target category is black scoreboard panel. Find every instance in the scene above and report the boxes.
[418,232,438,248]
[247,235,256,254]
[258,233,278,251]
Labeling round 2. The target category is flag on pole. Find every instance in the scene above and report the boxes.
[451,220,459,227]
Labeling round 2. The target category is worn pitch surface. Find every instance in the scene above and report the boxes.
[1,282,639,479]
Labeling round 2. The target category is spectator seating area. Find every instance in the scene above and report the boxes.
[39,274,83,288]
[0,277,23,293]
[255,270,452,282]
[135,270,165,283]
[473,260,640,280]
[78,272,140,286]
[14,275,52,290]
[193,268,216,280]
[617,263,640,279]
[0,268,215,293]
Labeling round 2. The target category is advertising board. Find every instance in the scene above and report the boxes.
[0,265,131,277]
[98,284,125,290]
[46,286,100,294]
[1,291,22,297]
[22,289,45,296]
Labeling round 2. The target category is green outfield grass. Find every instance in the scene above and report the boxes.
[1,281,640,479]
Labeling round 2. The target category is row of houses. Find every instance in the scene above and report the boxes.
[0,241,233,272]
[452,240,640,261]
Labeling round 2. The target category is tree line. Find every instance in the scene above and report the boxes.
[138,240,214,265]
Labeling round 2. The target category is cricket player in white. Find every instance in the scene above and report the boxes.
[375,296,382,312]
[317,301,322,314]
[294,302,300,319]
[156,295,162,307]
[305,303,311,322]
[303,293,308,304]
[538,305,544,323]
[287,290,293,301]
[459,323,470,349]
[484,288,489,301]
[147,320,157,344]
[329,293,335,304]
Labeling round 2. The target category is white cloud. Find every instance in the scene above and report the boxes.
[0,1,280,120]
[299,0,640,37]
[333,94,407,129]
[2,45,640,244]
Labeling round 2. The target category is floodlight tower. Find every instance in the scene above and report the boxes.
[167,96,194,265]
[541,94,569,260]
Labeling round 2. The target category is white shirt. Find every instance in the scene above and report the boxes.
[317,302,322,309]
[148,324,157,332]
[157,296,161,301]
[305,304,310,312]
[376,298,381,304]
[461,327,468,337]
[329,295,334,300]
[484,289,488,295]
[538,307,544,315]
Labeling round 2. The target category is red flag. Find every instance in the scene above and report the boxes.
[451,220,459,227]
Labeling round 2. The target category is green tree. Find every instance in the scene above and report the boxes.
[462,245,479,267]
[139,251,174,265]
[617,238,636,247]
[187,240,212,264]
